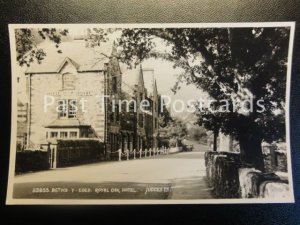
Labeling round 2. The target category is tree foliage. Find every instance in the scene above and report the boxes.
[15,28,68,66]
[117,27,290,170]
[118,28,289,141]
[188,126,207,142]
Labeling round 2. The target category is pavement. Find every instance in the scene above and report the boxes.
[13,142,214,199]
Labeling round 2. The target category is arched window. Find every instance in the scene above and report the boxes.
[62,73,75,90]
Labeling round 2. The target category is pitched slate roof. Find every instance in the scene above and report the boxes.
[25,40,115,74]
[45,119,90,128]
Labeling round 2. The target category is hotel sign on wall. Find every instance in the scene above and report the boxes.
[46,90,102,97]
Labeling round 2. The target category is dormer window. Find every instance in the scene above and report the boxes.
[62,73,75,90]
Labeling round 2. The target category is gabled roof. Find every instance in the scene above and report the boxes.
[57,57,80,73]
[25,40,116,74]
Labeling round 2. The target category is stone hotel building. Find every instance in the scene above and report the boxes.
[21,37,159,158]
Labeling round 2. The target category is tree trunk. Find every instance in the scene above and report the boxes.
[239,134,265,172]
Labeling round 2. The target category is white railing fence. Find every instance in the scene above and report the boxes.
[115,146,170,161]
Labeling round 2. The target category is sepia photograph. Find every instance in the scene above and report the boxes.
[6,23,295,204]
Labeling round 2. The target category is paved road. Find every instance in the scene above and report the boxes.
[13,143,214,199]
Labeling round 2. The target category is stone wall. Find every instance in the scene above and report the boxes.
[205,151,290,199]
[239,168,289,198]
[276,151,288,172]
[205,151,241,198]
[259,181,290,198]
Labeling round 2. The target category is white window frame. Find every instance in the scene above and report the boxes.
[58,99,77,119]
[69,131,78,138]
[60,131,68,139]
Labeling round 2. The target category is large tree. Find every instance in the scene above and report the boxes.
[117,27,290,171]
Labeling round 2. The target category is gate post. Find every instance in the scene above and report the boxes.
[140,148,142,159]
[118,149,122,161]
[52,145,57,169]
[126,149,129,160]
[133,149,136,159]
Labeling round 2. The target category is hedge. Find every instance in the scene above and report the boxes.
[56,139,105,167]
[15,150,50,173]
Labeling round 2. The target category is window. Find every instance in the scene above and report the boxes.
[58,99,67,118]
[62,73,75,90]
[80,129,89,138]
[60,132,68,138]
[58,99,77,119]
[109,113,114,122]
[129,101,135,112]
[70,131,78,138]
[50,132,58,138]
[68,99,77,118]
[139,114,143,127]
[112,76,117,93]
[115,104,119,121]
[110,104,119,123]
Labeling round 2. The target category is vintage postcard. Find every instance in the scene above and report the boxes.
[6,23,295,204]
